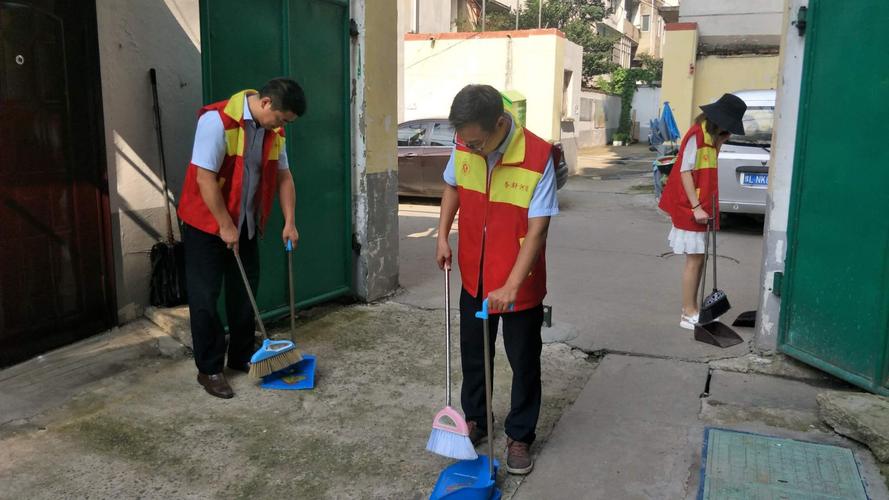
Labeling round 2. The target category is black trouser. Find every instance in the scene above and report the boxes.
[460,286,543,444]
[183,223,259,374]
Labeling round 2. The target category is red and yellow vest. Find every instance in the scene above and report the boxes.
[454,125,553,312]
[178,90,286,236]
[658,121,720,231]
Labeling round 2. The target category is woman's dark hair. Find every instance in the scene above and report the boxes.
[449,84,503,132]
[260,78,307,117]
[694,112,722,136]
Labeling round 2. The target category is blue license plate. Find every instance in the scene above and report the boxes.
[741,173,768,186]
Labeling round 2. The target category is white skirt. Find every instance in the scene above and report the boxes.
[668,226,706,254]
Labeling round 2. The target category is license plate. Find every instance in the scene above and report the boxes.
[741,173,768,186]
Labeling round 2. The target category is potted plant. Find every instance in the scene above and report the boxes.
[613,132,629,146]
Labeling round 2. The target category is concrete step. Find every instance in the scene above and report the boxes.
[144,305,192,349]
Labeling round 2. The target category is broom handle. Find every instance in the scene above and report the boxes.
[444,265,452,407]
[233,249,268,340]
[149,68,174,244]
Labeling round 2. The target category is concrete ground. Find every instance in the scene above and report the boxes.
[398,145,763,361]
[2,144,887,498]
[397,145,889,499]
[0,303,594,499]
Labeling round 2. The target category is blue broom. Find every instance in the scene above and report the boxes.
[231,249,302,378]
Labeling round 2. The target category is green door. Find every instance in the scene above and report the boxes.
[779,0,889,396]
[199,0,352,318]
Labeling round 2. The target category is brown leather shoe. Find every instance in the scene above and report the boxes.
[197,372,234,399]
[467,420,488,447]
[506,438,534,475]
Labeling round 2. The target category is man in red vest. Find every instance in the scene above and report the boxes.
[178,78,305,399]
[436,84,559,475]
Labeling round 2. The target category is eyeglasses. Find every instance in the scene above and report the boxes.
[457,133,490,153]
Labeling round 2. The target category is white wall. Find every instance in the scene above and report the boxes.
[631,86,661,142]
[679,0,784,38]
[96,0,202,321]
[562,40,584,121]
[399,0,457,34]
[558,39,584,172]
[572,90,621,149]
[404,31,567,141]
[755,0,808,352]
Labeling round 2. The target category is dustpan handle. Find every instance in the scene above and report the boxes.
[476,299,495,480]
[710,194,718,290]
[286,240,296,342]
[699,218,711,311]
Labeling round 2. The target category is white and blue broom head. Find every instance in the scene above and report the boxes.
[426,406,478,460]
[249,339,303,379]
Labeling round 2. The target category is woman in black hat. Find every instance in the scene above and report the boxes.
[658,93,746,329]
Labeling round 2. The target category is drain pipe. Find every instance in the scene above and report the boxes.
[538,0,542,28]
[482,0,486,32]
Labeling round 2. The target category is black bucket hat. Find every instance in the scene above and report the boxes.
[700,93,747,135]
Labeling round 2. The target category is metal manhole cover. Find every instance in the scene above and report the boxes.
[699,428,868,499]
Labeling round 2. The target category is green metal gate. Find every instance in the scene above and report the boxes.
[778,0,889,396]
[199,0,352,318]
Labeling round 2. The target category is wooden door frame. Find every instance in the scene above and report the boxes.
[82,0,118,328]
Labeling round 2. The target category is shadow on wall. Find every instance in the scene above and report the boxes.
[97,0,201,317]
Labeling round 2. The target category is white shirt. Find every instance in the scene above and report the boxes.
[442,116,559,218]
[190,95,289,239]
[680,139,697,173]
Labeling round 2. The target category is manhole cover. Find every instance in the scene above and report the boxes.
[699,428,868,499]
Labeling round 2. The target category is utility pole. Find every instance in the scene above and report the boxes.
[515,4,520,29]
[482,0,486,32]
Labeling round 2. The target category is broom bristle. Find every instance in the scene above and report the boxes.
[426,428,478,460]
[249,348,303,379]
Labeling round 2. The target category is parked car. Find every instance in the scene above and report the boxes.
[718,89,776,215]
[397,118,568,197]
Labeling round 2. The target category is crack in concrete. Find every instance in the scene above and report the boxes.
[566,346,752,366]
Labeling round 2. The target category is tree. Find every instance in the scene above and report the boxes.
[596,54,663,141]
[520,0,618,81]
[465,0,618,82]
[634,53,663,85]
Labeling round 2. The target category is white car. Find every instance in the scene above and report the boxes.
[718,89,776,214]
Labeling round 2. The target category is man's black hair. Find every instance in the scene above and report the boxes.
[448,84,503,132]
[259,78,307,117]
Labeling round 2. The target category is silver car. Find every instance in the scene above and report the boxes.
[718,89,776,214]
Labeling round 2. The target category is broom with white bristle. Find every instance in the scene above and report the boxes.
[426,265,478,460]
[231,249,302,379]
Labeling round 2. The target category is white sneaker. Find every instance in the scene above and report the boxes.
[680,313,699,330]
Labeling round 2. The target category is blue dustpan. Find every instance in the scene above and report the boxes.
[430,455,501,500]
[259,354,316,390]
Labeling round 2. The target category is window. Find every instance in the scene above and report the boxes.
[642,15,650,32]
[397,124,427,146]
[429,121,456,147]
[726,107,774,147]
[562,70,573,118]
[580,98,593,122]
